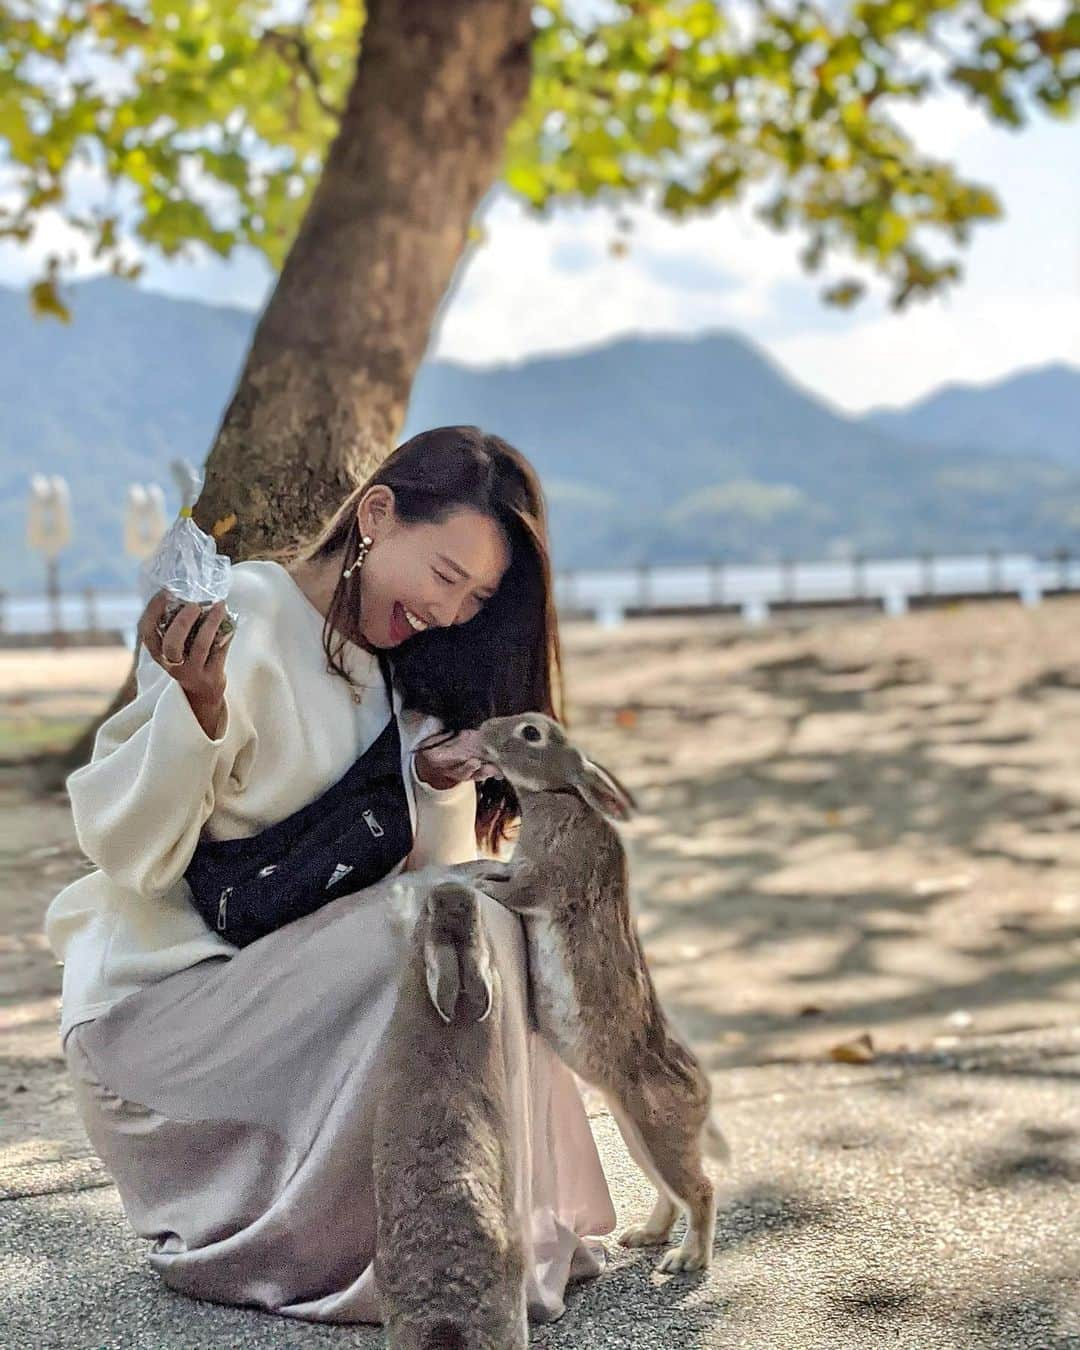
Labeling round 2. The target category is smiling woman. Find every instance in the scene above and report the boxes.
[46,423,614,1331]
[270,425,564,852]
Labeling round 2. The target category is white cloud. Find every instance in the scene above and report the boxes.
[430,189,806,366]
[433,106,1079,411]
[775,291,1080,413]
[1,83,1075,413]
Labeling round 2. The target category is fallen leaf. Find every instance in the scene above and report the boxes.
[829,1033,875,1064]
[614,707,639,730]
[797,1003,825,1017]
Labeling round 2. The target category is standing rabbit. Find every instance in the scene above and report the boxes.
[374,877,527,1350]
[476,714,730,1274]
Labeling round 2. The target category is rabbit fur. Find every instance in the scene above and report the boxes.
[477,713,730,1274]
[373,874,527,1350]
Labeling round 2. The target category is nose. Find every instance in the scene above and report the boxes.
[425,600,456,628]
[427,594,470,627]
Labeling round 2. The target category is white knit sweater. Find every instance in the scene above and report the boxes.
[44,559,479,1045]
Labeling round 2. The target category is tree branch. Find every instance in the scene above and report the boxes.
[260,27,344,122]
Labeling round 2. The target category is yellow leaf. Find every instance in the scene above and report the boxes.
[829,1033,875,1064]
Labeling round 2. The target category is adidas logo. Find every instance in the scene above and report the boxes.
[325,863,354,890]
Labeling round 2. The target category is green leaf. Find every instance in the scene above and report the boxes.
[1,0,1075,317]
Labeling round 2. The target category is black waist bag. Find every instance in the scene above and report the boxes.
[184,657,413,948]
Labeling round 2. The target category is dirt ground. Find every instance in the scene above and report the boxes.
[3,599,1080,1160]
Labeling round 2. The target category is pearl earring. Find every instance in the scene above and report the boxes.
[343,535,373,579]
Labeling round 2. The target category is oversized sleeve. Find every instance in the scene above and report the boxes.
[405,715,480,868]
[67,625,260,899]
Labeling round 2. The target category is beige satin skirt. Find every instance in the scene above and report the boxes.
[62,884,616,1324]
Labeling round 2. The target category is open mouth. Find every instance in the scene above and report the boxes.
[392,601,429,639]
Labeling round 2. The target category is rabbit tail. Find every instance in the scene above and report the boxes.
[703,1111,731,1164]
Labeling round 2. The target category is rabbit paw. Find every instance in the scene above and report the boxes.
[619,1224,670,1249]
[657,1241,710,1275]
[450,859,515,894]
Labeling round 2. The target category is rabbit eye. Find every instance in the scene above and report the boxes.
[520,724,542,743]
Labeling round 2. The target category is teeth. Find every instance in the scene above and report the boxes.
[403,606,428,633]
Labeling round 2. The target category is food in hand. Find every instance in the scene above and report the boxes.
[162,597,238,655]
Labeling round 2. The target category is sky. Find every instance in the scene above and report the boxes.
[1,82,1077,416]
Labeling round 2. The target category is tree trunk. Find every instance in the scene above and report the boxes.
[41,0,533,787]
[195,0,534,559]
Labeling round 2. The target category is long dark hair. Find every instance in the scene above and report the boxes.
[264,426,564,853]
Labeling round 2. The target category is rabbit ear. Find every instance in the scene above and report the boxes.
[461,946,495,1023]
[423,939,495,1024]
[572,754,636,821]
[424,941,461,1024]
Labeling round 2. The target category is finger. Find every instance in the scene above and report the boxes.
[161,603,202,665]
[189,602,226,669]
[416,731,457,754]
[452,730,486,757]
[438,755,479,780]
[424,745,473,772]
[137,592,167,646]
[205,622,235,673]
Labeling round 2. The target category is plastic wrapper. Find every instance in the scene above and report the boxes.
[138,460,238,655]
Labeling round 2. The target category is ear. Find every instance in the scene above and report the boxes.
[424,941,460,1024]
[356,485,396,540]
[461,944,495,1023]
[572,754,636,821]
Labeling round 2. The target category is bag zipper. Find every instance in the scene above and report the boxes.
[217,885,233,932]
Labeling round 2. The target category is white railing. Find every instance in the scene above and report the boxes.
[3,550,1079,643]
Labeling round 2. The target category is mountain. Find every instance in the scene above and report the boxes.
[2,278,1080,596]
[864,363,1080,464]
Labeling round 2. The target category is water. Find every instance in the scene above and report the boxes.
[5,552,1076,642]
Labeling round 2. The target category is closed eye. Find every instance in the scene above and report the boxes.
[434,568,495,607]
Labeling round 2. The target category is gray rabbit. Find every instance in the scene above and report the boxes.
[373,874,527,1350]
[477,714,730,1274]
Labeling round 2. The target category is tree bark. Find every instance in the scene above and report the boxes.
[195,0,534,560]
[43,0,533,786]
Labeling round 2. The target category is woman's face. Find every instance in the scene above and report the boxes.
[355,489,512,649]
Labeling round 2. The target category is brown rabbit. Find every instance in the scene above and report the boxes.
[477,713,730,1274]
[373,876,527,1350]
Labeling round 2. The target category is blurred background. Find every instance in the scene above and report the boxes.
[0,0,1077,631]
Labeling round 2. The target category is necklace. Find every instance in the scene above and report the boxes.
[326,660,377,705]
[326,661,367,703]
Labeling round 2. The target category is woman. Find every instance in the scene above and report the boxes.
[45,426,616,1325]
